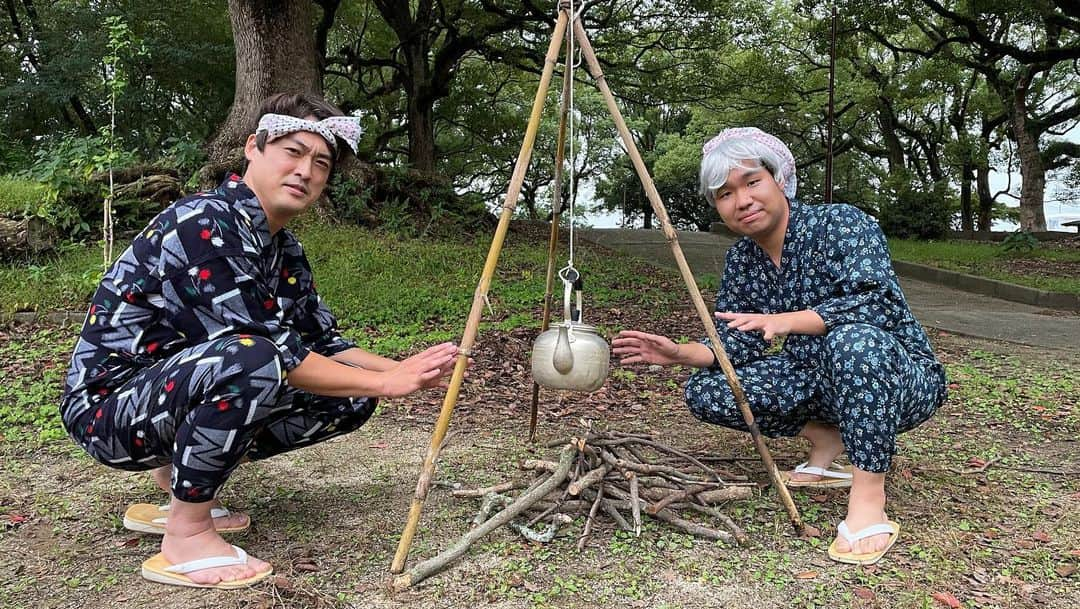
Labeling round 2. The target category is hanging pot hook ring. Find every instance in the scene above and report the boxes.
[557,264,580,331]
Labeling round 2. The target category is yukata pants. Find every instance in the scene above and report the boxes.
[63,334,377,502]
[684,323,946,473]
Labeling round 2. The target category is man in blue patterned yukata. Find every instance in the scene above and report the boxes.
[613,127,946,566]
[59,93,462,588]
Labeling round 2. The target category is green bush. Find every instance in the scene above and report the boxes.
[878,180,954,239]
[21,134,141,238]
[328,165,492,237]
[1000,230,1039,253]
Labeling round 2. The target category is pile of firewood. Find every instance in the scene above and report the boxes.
[393,429,756,590]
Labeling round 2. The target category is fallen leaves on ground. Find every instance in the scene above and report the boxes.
[932,591,962,608]
[853,587,875,600]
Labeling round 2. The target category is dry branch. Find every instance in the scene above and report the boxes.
[402,429,755,586]
[393,444,575,590]
[452,480,528,498]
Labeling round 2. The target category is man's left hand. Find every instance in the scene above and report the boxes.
[715,312,792,341]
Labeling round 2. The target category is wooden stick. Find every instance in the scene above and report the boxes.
[603,485,734,543]
[577,484,605,551]
[602,500,633,531]
[391,11,571,574]
[521,459,560,472]
[599,448,691,479]
[620,438,724,483]
[695,486,754,504]
[569,464,610,496]
[629,473,641,536]
[393,445,575,590]
[452,480,529,498]
[572,19,804,536]
[651,508,734,543]
[529,45,574,443]
[645,484,713,515]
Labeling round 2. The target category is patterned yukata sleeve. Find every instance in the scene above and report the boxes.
[281,240,357,357]
[810,205,906,331]
[699,245,768,368]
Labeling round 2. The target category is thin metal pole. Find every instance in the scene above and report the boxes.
[825,3,837,204]
[390,9,571,574]
[572,19,806,535]
[530,46,574,442]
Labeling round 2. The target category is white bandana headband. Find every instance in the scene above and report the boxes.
[256,113,363,155]
[702,127,797,200]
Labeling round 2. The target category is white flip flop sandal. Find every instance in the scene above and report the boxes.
[123,503,249,535]
[780,461,853,488]
[141,544,272,589]
[828,520,901,565]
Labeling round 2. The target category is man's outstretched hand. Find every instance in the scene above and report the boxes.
[612,330,682,366]
[380,342,462,397]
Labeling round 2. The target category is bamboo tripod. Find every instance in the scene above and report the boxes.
[390,7,806,575]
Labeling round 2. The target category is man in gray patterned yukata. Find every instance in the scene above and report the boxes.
[60,93,461,588]
[613,128,947,566]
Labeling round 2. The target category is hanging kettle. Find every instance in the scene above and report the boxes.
[531,269,610,392]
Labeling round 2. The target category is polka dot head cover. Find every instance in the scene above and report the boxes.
[256,113,363,155]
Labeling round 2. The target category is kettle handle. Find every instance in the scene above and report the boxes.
[559,267,584,325]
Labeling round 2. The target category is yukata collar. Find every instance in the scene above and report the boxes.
[778,198,804,266]
[218,173,277,250]
[748,198,801,272]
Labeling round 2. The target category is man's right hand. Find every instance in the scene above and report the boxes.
[613,330,717,369]
[379,342,460,397]
[612,330,682,366]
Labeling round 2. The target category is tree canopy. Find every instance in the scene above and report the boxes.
[3,0,1077,233]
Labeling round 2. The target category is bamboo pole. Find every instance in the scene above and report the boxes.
[572,19,805,535]
[390,10,571,574]
[529,43,574,442]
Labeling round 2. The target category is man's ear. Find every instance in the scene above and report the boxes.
[243,134,259,162]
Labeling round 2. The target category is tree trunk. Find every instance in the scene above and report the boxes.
[204,0,322,170]
[1012,113,1049,232]
[407,91,436,173]
[877,102,906,174]
[404,40,436,173]
[1008,67,1048,232]
[959,160,973,232]
[976,161,994,232]
[0,216,56,257]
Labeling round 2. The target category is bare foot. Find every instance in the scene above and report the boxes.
[790,421,846,482]
[160,500,271,586]
[151,466,249,530]
[832,469,892,555]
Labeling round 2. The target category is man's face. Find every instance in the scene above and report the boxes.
[243,121,333,231]
[712,163,789,240]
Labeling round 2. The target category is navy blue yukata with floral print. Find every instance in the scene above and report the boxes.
[60,176,376,502]
[685,199,947,473]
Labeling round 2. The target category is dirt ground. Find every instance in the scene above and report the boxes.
[1,315,1078,608]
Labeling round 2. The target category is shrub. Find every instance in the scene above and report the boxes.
[878,180,954,239]
[328,164,493,237]
[1000,230,1039,253]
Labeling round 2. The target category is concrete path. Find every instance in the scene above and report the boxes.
[579,228,1080,351]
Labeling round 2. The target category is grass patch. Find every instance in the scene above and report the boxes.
[888,238,1080,294]
[0,218,705,354]
[0,324,74,443]
[0,175,51,217]
[0,243,102,314]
